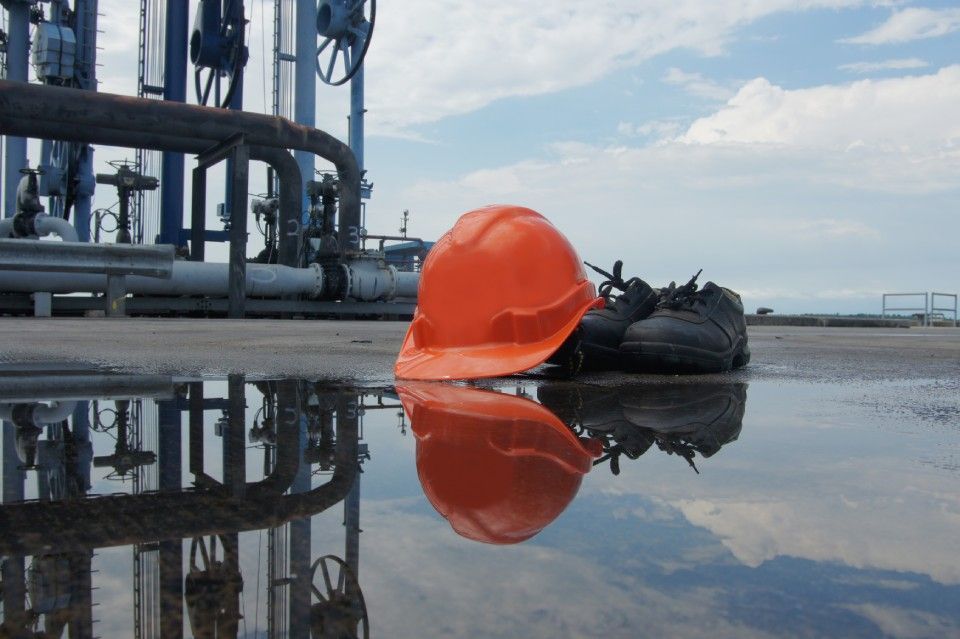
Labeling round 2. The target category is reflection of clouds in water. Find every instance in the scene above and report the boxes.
[580,381,960,587]
[675,488,960,584]
[353,500,776,639]
[88,546,136,638]
[841,604,957,639]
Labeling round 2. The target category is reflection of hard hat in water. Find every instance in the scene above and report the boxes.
[398,382,601,545]
[394,205,603,380]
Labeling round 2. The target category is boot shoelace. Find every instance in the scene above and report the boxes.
[656,268,704,311]
[584,260,643,304]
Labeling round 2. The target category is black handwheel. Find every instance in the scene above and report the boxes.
[191,0,248,107]
[315,0,376,86]
[309,554,369,639]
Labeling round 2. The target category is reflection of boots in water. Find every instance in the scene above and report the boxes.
[536,385,655,475]
[619,384,746,458]
[537,383,746,474]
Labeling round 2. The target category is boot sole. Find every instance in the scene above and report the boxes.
[581,342,624,371]
[620,338,749,374]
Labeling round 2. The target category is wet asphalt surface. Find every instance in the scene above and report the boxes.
[0,319,956,383]
[1,319,957,424]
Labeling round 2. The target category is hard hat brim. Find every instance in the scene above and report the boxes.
[395,294,603,380]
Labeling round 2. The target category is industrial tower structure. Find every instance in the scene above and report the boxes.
[0,0,430,319]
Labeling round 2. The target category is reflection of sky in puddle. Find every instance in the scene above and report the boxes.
[1,373,958,638]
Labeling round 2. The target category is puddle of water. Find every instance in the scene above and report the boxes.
[0,368,958,638]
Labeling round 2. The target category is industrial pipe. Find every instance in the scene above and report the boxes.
[0,117,302,266]
[0,213,79,242]
[0,401,78,424]
[0,261,325,298]
[344,258,420,300]
[0,81,361,255]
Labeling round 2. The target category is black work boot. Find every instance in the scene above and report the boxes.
[619,271,750,374]
[547,260,658,372]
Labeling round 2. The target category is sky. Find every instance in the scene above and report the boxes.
[9,0,960,314]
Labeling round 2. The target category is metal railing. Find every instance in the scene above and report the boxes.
[882,291,958,327]
[931,292,958,327]
[0,239,174,317]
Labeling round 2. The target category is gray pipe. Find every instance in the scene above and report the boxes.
[32,214,80,242]
[342,259,421,301]
[395,271,420,298]
[0,214,80,242]
[0,81,360,255]
[0,261,324,298]
[0,401,78,424]
[0,117,302,266]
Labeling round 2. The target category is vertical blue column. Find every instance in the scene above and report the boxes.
[72,0,99,241]
[159,1,188,246]
[2,2,30,219]
[294,1,317,219]
[349,45,364,175]
[286,381,311,639]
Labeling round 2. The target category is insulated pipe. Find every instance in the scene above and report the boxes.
[0,81,361,255]
[0,117,302,266]
[0,261,324,298]
[0,213,80,242]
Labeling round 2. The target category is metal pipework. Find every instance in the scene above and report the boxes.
[0,258,417,302]
[0,401,78,424]
[0,116,302,267]
[343,257,420,301]
[0,212,80,242]
[0,261,326,298]
[0,80,362,256]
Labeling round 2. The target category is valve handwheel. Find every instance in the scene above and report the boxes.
[309,554,369,638]
[315,0,376,86]
[191,0,249,108]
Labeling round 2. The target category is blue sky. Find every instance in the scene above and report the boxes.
[44,1,960,313]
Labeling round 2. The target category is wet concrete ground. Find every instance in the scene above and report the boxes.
[0,318,957,384]
[2,321,958,637]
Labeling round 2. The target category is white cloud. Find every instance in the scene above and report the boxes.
[838,57,928,73]
[366,0,875,134]
[841,7,960,45]
[663,67,736,101]
[390,68,960,312]
[679,65,960,152]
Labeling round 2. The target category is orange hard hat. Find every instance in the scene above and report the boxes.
[398,382,601,545]
[395,205,603,380]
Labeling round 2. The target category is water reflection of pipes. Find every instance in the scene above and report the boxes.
[342,393,363,604]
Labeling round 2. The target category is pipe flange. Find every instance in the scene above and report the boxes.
[308,262,325,299]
